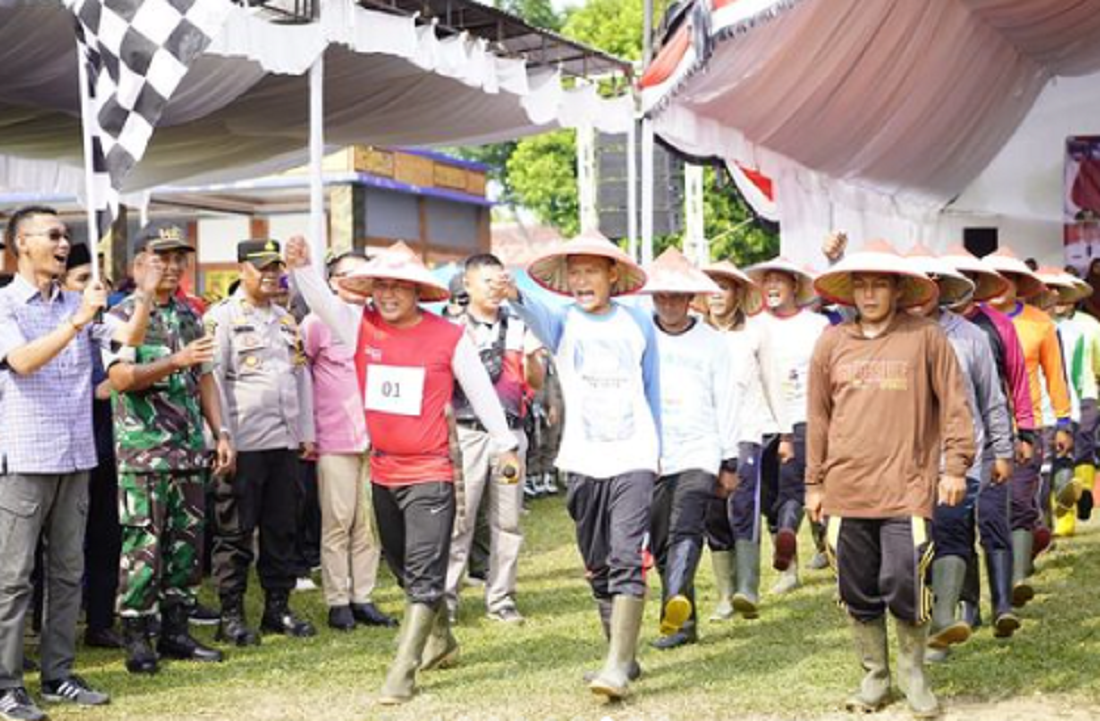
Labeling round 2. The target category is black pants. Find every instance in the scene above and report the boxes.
[295,460,321,574]
[764,424,807,532]
[372,482,455,607]
[651,470,714,609]
[651,471,714,559]
[829,516,933,624]
[933,476,974,560]
[705,441,765,549]
[83,461,121,632]
[566,471,655,600]
[212,449,300,597]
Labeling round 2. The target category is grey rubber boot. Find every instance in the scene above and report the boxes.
[928,556,971,649]
[584,598,642,681]
[378,603,435,705]
[844,616,891,712]
[895,619,939,719]
[731,539,760,619]
[419,604,459,671]
[1010,529,1035,608]
[589,595,646,700]
[709,550,736,621]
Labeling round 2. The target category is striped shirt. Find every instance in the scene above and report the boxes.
[0,274,116,474]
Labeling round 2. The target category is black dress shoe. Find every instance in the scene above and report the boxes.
[350,602,398,628]
[328,605,356,632]
[84,626,124,649]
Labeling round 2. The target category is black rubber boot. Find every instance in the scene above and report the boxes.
[159,603,224,662]
[986,550,1021,638]
[773,501,803,572]
[216,595,260,647]
[261,590,316,638]
[959,553,982,629]
[650,617,697,650]
[659,540,701,636]
[122,616,158,675]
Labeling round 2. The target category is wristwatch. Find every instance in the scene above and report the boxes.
[218,427,232,441]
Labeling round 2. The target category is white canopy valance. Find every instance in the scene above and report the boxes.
[0,0,633,199]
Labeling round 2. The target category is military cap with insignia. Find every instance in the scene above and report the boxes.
[238,239,284,269]
[132,221,195,256]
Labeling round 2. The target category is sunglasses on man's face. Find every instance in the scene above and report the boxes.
[23,229,72,242]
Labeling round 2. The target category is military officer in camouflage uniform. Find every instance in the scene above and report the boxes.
[105,223,235,675]
[205,239,317,645]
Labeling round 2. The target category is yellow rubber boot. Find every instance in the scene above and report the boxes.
[1054,506,1077,538]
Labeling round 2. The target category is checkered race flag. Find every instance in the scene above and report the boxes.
[67,0,232,241]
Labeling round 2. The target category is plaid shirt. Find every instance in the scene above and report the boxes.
[0,274,116,474]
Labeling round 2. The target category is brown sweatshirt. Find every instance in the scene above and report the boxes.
[805,313,976,520]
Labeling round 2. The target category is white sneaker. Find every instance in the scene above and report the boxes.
[542,473,558,495]
[770,568,801,595]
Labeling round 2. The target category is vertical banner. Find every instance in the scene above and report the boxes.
[1065,136,1100,273]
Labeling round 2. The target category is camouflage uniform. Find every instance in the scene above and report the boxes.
[107,294,209,617]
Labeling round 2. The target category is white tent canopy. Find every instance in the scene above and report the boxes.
[0,0,633,200]
[640,0,1100,267]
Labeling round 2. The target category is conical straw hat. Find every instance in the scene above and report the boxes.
[642,247,721,295]
[702,260,763,316]
[981,246,1046,299]
[940,244,1010,302]
[338,240,450,302]
[746,256,817,308]
[1036,267,1090,304]
[905,244,975,306]
[527,230,647,297]
[814,239,937,309]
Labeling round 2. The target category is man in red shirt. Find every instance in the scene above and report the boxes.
[286,237,518,705]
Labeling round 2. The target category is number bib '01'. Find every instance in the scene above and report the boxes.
[364,364,426,417]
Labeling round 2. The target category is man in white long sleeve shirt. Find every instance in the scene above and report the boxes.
[701,260,777,621]
[284,237,519,706]
[746,257,829,589]
[642,249,739,651]
[494,231,659,701]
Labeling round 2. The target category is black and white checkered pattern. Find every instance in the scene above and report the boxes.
[67,0,231,241]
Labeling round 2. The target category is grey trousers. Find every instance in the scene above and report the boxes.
[0,472,89,687]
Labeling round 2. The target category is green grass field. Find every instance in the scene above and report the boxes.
[37,496,1100,720]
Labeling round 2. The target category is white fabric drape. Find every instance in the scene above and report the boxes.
[644,0,1100,265]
